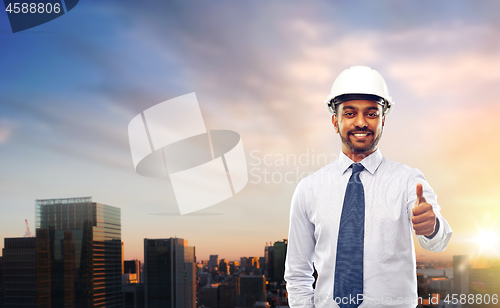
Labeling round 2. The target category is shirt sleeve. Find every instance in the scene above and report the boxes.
[284,179,316,308]
[406,169,452,252]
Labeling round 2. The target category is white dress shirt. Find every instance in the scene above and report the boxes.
[284,149,452,308]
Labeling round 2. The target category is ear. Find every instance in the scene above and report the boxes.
[332,115,339,134]
[382,114,386,127]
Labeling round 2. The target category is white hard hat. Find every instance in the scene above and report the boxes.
[325,66,394,115]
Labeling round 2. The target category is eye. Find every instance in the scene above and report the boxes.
[344,112,354,117]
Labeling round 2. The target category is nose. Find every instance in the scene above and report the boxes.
[354,114,367,128]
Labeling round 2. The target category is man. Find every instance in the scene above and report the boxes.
[284,66,452,308]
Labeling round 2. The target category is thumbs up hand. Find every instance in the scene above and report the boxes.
[411,183,436,237]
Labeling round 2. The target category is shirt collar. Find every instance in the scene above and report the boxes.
[338,148,383,175]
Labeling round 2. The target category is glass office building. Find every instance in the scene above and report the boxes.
[35,197,122,308]
[144,238,196,308]
[2,237,37,307]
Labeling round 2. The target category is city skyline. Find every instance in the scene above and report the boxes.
[2,180,500,263]
[2,1,500,263]
[5,196,499,265]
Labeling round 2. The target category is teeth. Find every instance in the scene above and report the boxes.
[354,134,368,137]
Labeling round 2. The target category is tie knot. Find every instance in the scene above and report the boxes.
[351,163,364,174]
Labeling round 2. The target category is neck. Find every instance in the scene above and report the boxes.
[343,149,376,163]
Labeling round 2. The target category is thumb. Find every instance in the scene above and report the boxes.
[415,183,427,206]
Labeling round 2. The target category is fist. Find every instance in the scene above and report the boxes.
[411,183,436,237]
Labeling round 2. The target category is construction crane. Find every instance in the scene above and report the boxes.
[25,219,31,237]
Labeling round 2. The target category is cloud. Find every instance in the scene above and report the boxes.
[383,23,500,102]
[285,21,378,86]
[104,6,500,171]
[0,94,134,170]
[0,128,12,144]
[388,52,500,99]
[0,120,15,145]
[4,3,500,178]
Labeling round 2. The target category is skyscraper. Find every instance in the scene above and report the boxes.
[265,244,274,281]
[240,257,259,275]
[123,259,141,284]
[0,256,3,307]
[453,255,470,295]
[209,255,219,269]
[2,237,37,307]
[35,197,122,307]
[218,283,237,308]
[236,275,266,307]
[257,257,266,275]
[122,283,145,308]
[144,238,196,308]
[219,259,229,275]
[273,240,287,283]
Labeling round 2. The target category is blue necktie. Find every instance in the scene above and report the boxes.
[334,163,365,307]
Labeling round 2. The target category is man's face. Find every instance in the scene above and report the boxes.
[333,100,385,157]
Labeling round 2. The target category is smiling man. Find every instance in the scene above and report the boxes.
[284,66,452,308]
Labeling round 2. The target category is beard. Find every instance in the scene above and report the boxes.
[339,126,383,154]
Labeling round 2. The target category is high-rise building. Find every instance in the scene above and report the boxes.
[198,272,210,287]
[240,257,259,275]
[122,242,125,274]
[144,238,196,308]
[2,237,37,307]
[453,255,470,295]
[124,260,141,275]
[257,257,266,275]
[0,256,3,307]
[219,259,229,275]
[209,255,219,269]
[240,257,248,273]
[265,244,274,280]
[273,240,287,283]
[218,283,237,308]
[236,275,266,308]
[229,261,238,275]
[122,260,143,307]
[122,283,145,308]
[123,260,141,284]
[198,282,237,308]
[198,284,219,308]
[35,197,122,307]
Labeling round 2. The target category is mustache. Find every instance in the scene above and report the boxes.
[348,128,374,134]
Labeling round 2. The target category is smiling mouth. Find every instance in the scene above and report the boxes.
[350,132,372,138]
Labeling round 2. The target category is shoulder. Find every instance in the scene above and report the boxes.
[291,160,339,195]
[378,157,429,192]
[303,160,339,183]
[379,156,422,176]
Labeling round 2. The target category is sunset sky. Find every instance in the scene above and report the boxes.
[1,1,500,263]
